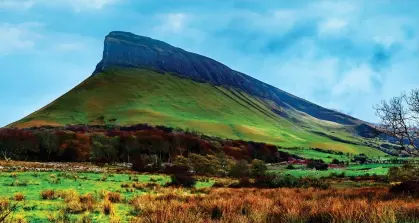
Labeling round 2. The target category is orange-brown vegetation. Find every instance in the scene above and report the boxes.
[13,193,25,201]
[128,187,419,223]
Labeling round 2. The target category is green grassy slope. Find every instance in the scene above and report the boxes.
[10,68,385,157]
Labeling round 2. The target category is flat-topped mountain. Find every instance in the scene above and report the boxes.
[95,31,358,125]
[9,31,387,157]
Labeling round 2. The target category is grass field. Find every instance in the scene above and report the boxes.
[0,170,216,222]
[268,163,401,178]
[0,165,417,223]
[10,68,386,158]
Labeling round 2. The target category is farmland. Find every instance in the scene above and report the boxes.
[0,161,417,223]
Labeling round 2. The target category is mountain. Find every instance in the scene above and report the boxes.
[9,31,386,157]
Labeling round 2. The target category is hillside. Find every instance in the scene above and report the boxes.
[9,31,388,157]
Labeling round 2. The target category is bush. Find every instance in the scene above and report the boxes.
[286,164,296,170]
[307,160,328,171]
[250,159,267,178]
[255,173,330,189]
[212,182,226,188]
[168,174,197,188]
[189,154,220,176]
[390,180,419,196]
[228,160,249,178]
[388,164,419,183]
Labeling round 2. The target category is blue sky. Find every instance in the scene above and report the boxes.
[0,0,418,127]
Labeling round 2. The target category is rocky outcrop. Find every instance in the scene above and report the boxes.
[94,31,360,125]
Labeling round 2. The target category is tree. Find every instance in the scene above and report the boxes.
[91,134,119,163]
[188,154,220,176]
[250,159,267,178]
[375,89,419,155]
[35,131,59,161]
[228,160,249,178]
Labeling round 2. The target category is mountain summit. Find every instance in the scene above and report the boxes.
[9,31,385,156]
[95,31,357,125]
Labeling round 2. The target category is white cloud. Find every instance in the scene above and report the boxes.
[0,0,34,10]
[0,0,121,12]
[332,64,377,96]
[318,18,348,36]
[60,0,121,12]
[54,42,85,51]
[156,13,189,33]
[0,22,43,55]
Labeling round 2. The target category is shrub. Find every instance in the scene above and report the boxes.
[189,154,221,176]
[41,190,55,200]
[250,159,267,178]
[228,160,249,178]
[168,174,196,188]
[255,173,330,189]
[390,181,419,196]
[286,164,296,170]
[388,164,419,183]
[307,160,329,171]
[212,182,226,188]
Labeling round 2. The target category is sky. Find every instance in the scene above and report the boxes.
[0,0,418,127]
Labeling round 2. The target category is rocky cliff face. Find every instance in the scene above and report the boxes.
[94,31,360,125]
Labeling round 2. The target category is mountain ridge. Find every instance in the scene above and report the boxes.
[8,31,390,157]
[94,31,360,125]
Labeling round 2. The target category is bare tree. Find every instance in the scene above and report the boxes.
[375,89,419,155]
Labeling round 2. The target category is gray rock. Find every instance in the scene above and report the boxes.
[94,31,360,125]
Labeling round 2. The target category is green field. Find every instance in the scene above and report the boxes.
[0,171,214,222]
[269,163,401,178]
[10,68,386,157]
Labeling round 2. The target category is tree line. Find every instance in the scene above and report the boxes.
[0,124,294,167]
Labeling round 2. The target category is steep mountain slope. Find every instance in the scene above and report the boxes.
[95,31,359,125]
[9,31,386,157]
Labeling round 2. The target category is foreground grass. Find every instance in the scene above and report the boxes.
[1,175,418,222]
[0,161,415,222]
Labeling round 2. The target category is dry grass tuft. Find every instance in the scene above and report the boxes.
[103,198,114,216]
[107,192,123,203]
[13,193,25,201]
[40,189,55,200]
[0,197,10,212]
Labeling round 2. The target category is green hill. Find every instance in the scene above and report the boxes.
[10,68,386,157]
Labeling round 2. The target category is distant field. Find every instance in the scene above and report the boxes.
[269,163,401,178]
[10,68,386,157]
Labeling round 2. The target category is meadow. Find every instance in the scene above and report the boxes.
[268,163,401,178]
[0,162,417,223]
